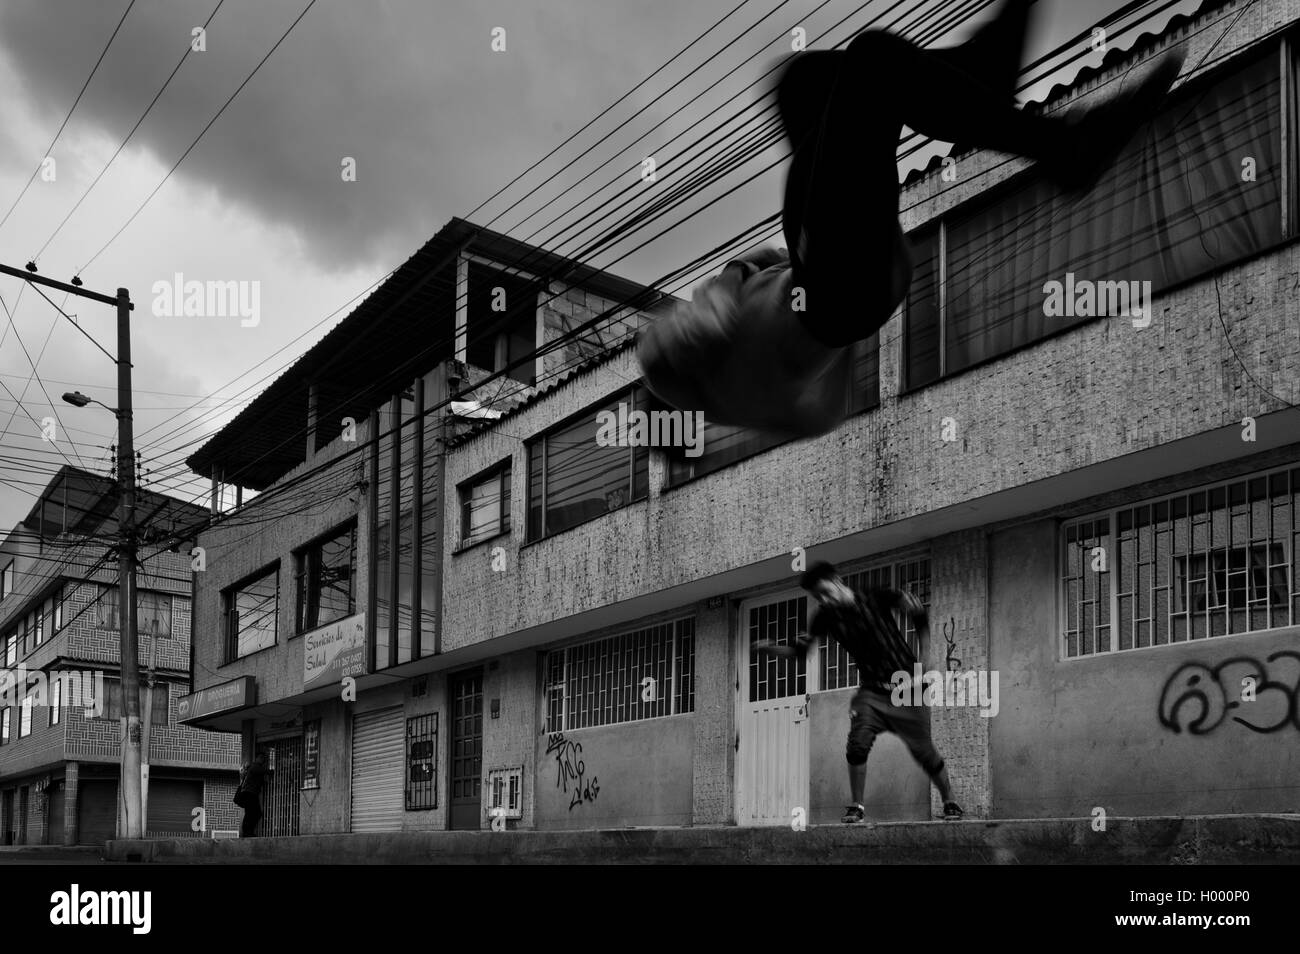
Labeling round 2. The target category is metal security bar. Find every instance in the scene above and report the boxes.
[1063,517,1113,657]
[1063,466,1297,658]
[749,597,807,702]
[255,736,303,837]
[544,617,695,732]
[406,713,437,810]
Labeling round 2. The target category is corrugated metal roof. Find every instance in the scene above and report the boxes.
[186,218,670,490]
[900,0,1235,187]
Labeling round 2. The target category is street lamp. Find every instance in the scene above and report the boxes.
[61,391,112,413]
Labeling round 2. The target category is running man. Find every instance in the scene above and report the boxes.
[638,0,1183,436]
[754,560,960,822]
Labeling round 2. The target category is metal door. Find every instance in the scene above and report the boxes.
[77,780,117,845]
[349,708,404,832]
[736,592,811,826]
[256,736,303,836]
[448,670,483,830]
[17,786,28,844]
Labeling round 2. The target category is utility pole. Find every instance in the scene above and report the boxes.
[116,285,144,841]
[0,263,143,839]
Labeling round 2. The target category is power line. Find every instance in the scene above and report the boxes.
[79,0,320,274]
[0,0,138,233]
[32,0,230,265]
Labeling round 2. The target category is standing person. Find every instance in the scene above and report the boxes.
[235,753,268,837]
[754,560,961,823]
[637,0,1184,436]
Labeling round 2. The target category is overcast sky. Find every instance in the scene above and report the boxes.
[0,0,1200,531]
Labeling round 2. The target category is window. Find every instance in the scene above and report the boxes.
[405,713,438,810]
[95,588,176,636]
[459,464,511,546]
[0,707,9,744]
[1062,467,1298,658]
[527,387,650,541]
[544,617,695,732]
[487,766,523,819]
[49,677,61,726]
[39,597,52,645]
[666,340,879,485]
[93,678,170,725]
[94,586,119,629]
[138,592,174,638]
[4,631,15,667]
[19,696,31,737]
[53,586,68,632]
[296,523,357,634]
[906,47,1284,386]
[0,562,13,600]
[465,261,538,386]
[223,567,279,662]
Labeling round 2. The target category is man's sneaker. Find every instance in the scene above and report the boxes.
[637,246,853,438]
[1044,50,1185,196]
[942,801,964,820]
[841,803,866,824]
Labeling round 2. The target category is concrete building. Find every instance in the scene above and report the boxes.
[0,467,241,844]
[183,0,1300,834]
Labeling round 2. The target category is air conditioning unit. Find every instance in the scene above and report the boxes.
[485,765,523,820]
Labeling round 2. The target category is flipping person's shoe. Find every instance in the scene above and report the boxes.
[942,801,965,820]
[842,803,866,824]
[1043,50,1185,196]
[636,245,853,439]
[937,0,1036,101]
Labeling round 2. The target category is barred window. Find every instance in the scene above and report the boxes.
[749,596,807,701]
[1062,467,1297,658]
[819,558,932,691]
[544,617,695,732]
[405,713,437,810]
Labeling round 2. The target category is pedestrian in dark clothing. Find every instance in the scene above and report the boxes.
[755,560,963,823]
[235,754,267,837]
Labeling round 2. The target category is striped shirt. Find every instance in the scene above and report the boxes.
[809,587,926,689]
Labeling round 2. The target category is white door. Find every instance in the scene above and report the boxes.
[736,592,812,826]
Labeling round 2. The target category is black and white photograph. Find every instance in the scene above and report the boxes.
[0,0,1293,931]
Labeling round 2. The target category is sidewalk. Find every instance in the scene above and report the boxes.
[104,814,1300,864]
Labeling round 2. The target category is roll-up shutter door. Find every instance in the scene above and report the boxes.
[78,780,117,845]
[148,780,203,834]
[351,707,405,832]
[48,785,65,845]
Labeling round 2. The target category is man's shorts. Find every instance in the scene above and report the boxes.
[846,686,945,776]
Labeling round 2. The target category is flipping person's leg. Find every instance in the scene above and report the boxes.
[784,22,1181,348]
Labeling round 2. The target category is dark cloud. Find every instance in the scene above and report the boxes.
[0,0,729,272]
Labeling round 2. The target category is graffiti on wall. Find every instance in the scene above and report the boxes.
[545,732,600,811]
[1158,651,1300,735]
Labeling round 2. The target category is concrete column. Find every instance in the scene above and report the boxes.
[241,719,256,762]
[63,762,79,845]
[691,600,735,825]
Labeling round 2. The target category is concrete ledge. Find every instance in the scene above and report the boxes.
[105,814,1300,864]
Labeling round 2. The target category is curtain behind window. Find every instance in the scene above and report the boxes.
[942,50,1282,375]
